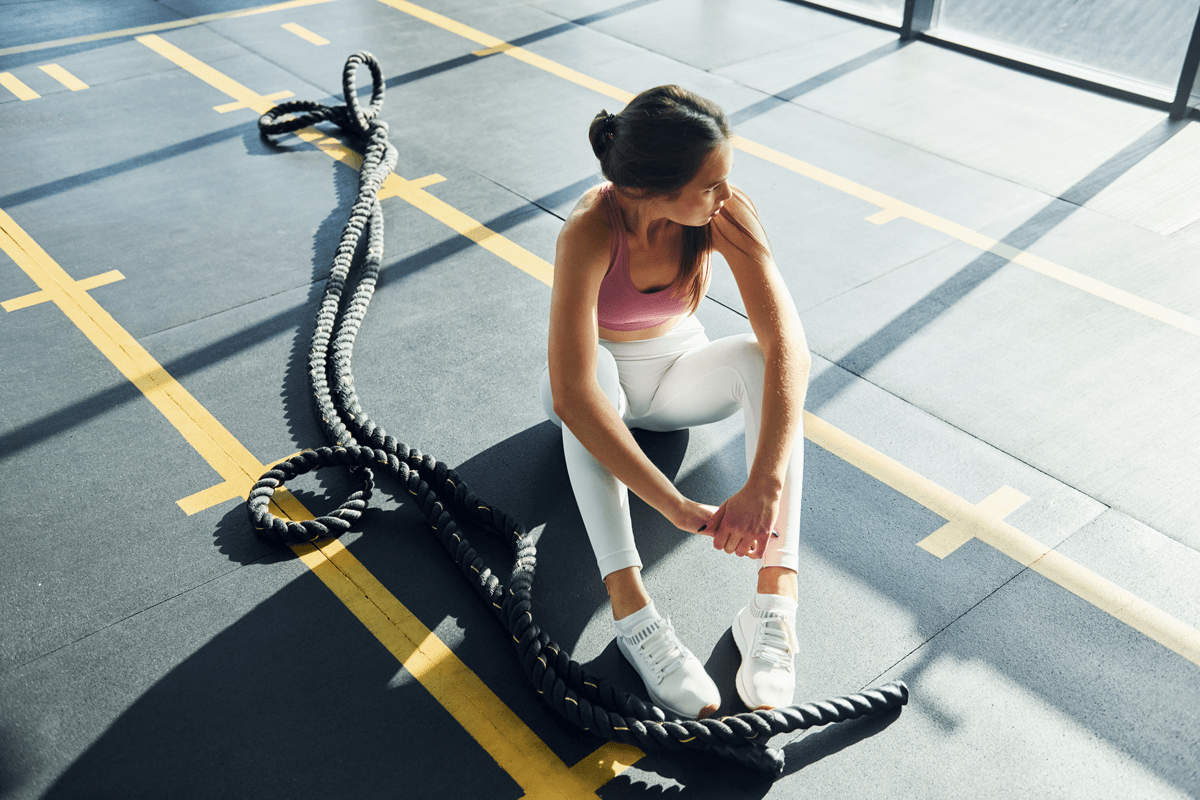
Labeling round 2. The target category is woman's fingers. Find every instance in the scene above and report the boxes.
[705,503,728,545]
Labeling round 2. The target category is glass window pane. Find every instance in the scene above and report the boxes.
[818,0,906,27]
[936,0,1200,92]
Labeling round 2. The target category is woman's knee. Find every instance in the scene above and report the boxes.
[732,334,811,389]
[541,347,625,425]
[731,334,767,390]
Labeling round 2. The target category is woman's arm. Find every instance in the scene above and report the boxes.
[706,188,812,558]
[548,197,714,533]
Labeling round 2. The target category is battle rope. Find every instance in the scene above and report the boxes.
[249,52,908,776]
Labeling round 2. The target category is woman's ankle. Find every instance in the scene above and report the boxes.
[756,566,798,600]
[605,567,652,620]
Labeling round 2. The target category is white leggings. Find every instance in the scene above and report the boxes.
[540,316,802,580]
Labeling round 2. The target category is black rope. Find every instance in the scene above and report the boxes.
[250,52,908,777]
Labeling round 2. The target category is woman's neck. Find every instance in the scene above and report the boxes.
[611,189,674,247]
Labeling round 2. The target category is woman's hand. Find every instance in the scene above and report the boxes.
[705,484,781,559]
[669,498,720,536]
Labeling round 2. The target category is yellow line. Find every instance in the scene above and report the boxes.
[0,0,339,57]
[804,412,1200,667]
[377,0,1200,340]
[39,63,89,91]
[374,0,633,103]
[281,22,329,45]
[137,34,287,115]
[3,269,124,311]
[213,90,294,114]
[0,72,40,101]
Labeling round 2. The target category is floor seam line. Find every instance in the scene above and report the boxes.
[1,559,264,677]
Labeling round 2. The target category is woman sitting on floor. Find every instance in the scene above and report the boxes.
[540,85,811,719]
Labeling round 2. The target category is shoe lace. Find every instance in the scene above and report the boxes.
[633,619,687,681]
[751,612,797,669]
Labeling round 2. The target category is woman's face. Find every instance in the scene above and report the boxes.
[662,141,735,227]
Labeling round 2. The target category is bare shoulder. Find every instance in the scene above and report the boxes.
[555,183,614,275]
[711,184,772,262]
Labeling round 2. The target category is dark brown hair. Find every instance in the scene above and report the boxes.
[588,85,733,314]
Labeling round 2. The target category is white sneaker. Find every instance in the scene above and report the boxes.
[732,598,798,709]
[616,614,720,719]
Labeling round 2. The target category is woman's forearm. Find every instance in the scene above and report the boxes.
[747,336,810,496]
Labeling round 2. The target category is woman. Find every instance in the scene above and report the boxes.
[540,86,810,719]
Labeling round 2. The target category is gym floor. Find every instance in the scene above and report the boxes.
[2,0,1199,797]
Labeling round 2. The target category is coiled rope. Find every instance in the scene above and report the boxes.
[250,52,908,777]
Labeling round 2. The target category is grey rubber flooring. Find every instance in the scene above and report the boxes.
[2,1,1198,798]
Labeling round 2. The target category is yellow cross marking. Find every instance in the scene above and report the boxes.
[473,43,516,57]
[865,208,902,225]
[918,485,1030,558]
[379,172,446,194]
[178,450,307,515]
[3,269,124,312]
[213,89,294,113]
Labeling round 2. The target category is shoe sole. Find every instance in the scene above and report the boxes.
[731,612,760,709]
[616,637,706,720]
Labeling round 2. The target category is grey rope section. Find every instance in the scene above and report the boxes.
[248,52,908,777]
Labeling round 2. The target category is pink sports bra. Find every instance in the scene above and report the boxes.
[596,184,694,332]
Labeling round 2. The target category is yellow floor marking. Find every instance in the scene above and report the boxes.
[137,35,291,116]
[0,206,632,796]
[0,72,40,101]
[214,90,295,113]
[918,485,1029,559]
[375,0,633,103]
[568,741,646,791]
[804,411,1200,666]
[38,64,88,91]
[406,172,447,190]
[473,43,516,57]
[865,208,901,225]
[282,22,329,45]
[293,128,554,285]
[3,269,124,312]
[0,0,339,57]
[379,0,1200,340]
[177,450,307,515]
